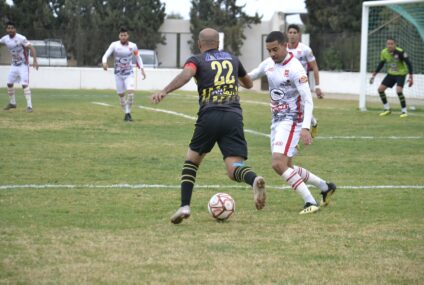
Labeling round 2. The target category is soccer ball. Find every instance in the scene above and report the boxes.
[208,193,235,221]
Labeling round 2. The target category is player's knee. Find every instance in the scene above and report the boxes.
[271,160,281,173]
[23,86,30,95]
[227,166,238,181]
[227,170,236,181]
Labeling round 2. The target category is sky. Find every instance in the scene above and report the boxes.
[161,0,307,21]
[5,0,306,23]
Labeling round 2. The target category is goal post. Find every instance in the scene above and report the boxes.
[359,0,424,111]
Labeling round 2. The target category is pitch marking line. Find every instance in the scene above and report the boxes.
[315,136,422,140]
[139,105,197,121]
[138,105,271,138]
[1,184,423,190]
[92,102,112,107]
[137,105,422,140]
[157,95,424,114]
[91,102,423,140]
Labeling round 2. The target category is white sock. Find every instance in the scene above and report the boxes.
[402,107,407,113]
[384,103,390,110]
[119,96,126,112]
[7,87,16,104]
[294,165,328,191]
[282,168,316,205]
[127,93,134,113]
[23,87,32,108]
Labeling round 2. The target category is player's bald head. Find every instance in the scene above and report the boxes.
[199,28,219,42]
[198,28,219,51]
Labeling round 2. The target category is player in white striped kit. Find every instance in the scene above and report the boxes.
[287,24,322,137]
[248,31,336,214]
[102,27,146,122]
[0,21,39,112]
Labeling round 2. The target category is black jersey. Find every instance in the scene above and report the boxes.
[185,49,247,115]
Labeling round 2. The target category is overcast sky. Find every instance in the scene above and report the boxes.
[161,0,307,21]
[6,0,307,22]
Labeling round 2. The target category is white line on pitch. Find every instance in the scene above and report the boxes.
[91,102,422,140]
[242,99,269,106]
[138,105,270,137]
[245,129,270,138]
[137,105,422,140]
[1,184,423,190]
[138,105,197,120]
[92,102,112,107]
[315,136,422,140]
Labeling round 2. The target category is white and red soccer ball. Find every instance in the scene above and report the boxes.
[208,193,235,221]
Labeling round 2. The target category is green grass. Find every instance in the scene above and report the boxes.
[0,88,423,284]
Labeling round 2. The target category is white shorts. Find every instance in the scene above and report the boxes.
[115,74,135,94]
[7,64,29,86]
[270,120,301,157]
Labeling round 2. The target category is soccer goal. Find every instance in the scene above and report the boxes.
[359,0,424,111]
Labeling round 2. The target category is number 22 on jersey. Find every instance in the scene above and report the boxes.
[211,60,235,86]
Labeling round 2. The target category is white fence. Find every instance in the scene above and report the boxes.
[0,66,197,91]
[0,66,422,98]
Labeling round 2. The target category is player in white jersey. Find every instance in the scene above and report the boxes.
[0,21,39,112]
[287,24,322,137]
[102,27,146,122]
[248,31,336,214]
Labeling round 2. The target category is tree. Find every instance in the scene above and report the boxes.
[305,0,364,34]
[189,0,261,55]
[48,0,166,66]
[0,1,10,24]
[166,12,183,19]
[304,0,373,71]
[0,0,55,38]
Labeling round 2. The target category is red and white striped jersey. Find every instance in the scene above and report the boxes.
[102,41,143,76]
[287,42,315,72]
[248,53,313,129]
[0,33,31,66]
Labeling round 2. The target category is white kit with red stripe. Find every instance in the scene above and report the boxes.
[0,33,32,85]
[249,52,313,157]
[102,41,143,77]
[0,33,31,66]
[287,42,316,73]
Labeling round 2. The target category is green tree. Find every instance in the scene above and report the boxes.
[48,0,166,66]
[0,1,10,24]
[304,0,374,71]
[305,0,364,33]
[189,0,261,55]
[166,12,184,19]
[0,0,55,38]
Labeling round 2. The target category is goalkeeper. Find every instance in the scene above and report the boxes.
[370,38,413,118]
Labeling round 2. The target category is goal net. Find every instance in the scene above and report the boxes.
[359,0,424,111]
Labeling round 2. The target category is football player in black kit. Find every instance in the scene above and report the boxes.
[151,28,266,224]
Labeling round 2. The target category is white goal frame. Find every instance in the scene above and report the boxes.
[359,0,424,111]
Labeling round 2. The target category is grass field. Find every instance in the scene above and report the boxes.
[0,88,423,284]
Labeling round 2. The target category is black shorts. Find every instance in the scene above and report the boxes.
[189,110,248,160]
[382,74,406,88]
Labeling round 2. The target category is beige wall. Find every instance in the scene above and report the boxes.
[3,65,423,98]
[0,13,285,70]
[157,13,286,71]
[157,19,192,68]
[0,46,11,65]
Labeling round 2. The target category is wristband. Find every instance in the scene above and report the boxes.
[314,85,320,90]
